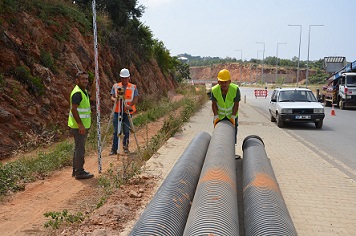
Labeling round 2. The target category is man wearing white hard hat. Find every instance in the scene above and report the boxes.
[109,68,139,155]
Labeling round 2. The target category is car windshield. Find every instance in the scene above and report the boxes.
[278,90,317,102]
[346,75,356,86]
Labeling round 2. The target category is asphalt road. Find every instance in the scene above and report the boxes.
[240,87,356,181]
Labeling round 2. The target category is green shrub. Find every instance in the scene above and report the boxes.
[40,49,54,70]
[14,66,45,96]
[44,209,85,229]
[0,141,72,196]
[0,73,4,90]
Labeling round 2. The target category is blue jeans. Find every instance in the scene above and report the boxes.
[111,112,131,152]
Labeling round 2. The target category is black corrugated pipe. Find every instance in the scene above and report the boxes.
[129,132,211,236]
[183,120,240,236]
[242,135,297,236]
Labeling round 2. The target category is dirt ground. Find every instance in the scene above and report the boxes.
[0,93,184,236]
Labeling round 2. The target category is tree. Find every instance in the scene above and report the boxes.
[153,40,173,74]
[74,0,145,27]
[175,61,191,82]
[103,0,144,27]
[309,68,328,84]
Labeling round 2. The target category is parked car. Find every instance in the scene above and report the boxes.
[269,88,325,128]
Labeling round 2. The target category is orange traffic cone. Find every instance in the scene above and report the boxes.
[331,104,336,116]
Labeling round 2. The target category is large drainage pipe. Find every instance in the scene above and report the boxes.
[242,135,297,236]
[129,132,211,236]
[184,120,240,236]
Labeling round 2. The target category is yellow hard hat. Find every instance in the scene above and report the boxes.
[217,69,231,82]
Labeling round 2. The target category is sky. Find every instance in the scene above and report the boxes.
[137,0,356,62]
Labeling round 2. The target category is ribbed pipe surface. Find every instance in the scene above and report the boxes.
[129,132,211,236]
[183,120,239,236]
[242,135,297,236]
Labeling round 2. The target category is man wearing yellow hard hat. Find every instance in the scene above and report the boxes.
[211,69,241,144]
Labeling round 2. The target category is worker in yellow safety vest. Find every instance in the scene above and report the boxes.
[68,71,94,180]
[211,69,241,144]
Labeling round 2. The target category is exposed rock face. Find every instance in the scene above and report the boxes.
[190,63,307,84]
[0,12,177,158]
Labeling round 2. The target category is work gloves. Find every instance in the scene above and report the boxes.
[213,115,220,127]
[229,115,236,126]
[213,115,236,127]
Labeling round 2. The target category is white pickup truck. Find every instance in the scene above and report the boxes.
[269,88,325,128]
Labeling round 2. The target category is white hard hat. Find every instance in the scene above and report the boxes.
[120,68,130,78]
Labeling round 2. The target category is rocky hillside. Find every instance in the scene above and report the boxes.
[190,63,310,84]
[0,9,177,159]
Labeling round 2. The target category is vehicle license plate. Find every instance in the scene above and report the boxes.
[295,115,311,119]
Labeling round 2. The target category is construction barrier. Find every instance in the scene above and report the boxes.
[254,89,268,98]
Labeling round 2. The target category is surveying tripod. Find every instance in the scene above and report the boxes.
[115,87,140,156]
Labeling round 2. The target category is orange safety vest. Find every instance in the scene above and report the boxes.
[113,82,137,114]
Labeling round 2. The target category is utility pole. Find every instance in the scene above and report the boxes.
[306,24,324,88]
[256,42,265,85]
[256,50,264,83]
[288,24,302,87]
[235,49,242,83]
[275,42,286,84]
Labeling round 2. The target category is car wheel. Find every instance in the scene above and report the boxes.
[270,112,276,122]
[324,99,331,107]
[338,99,345,110]
[276,113,283,128]
[315,120,323,129]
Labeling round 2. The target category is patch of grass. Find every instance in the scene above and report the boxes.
[0,141,73,196]
[136,91,208,162]
[44,209,85,230]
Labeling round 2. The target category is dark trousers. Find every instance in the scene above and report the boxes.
[70,128,88,172]
[112,112,131,152]
[235,116,238,144]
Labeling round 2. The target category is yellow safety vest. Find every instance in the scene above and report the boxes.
[212,83,239,120]
[68,85,91,129]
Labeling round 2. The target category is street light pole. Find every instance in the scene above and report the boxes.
[256,42,265,84]
[306,24,323,88]
[235,49,242,83]
[275,42,286,84]
[256,50,263,80]
[288,24,302,87]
